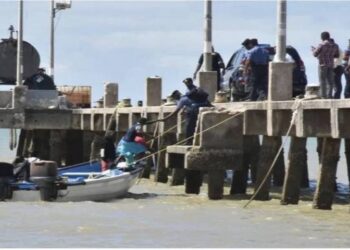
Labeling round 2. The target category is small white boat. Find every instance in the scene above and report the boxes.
[1,160,143,202]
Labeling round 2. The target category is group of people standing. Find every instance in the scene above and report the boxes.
[312,31,350,99]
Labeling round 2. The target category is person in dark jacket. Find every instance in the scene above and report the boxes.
[193,47,225,91]
[24,68,56,90]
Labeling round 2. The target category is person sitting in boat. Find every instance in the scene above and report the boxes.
[116,117,155,166]
[100,132,117,172]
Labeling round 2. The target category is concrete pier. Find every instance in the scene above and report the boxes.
[1,76,350,210]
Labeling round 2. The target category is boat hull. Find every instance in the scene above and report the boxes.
[10,167,142,202]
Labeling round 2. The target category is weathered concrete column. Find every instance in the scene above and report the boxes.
[90,133,105,161]
[185,170,202,194]
[313,138,340,210]
[104,82,118,108]
[254,135,281,200]
[230,135,260,194]
[167,153,185,186]
[268,62,294,101]
[49,130,63,166]
[64,130,84,166]
[272,137,285,187]
[344,139,350,186]
[281,137,307,205]
[146,77,162,106]
[208,169,225,200]
[30,130,51,160]
[300,143,310,188]
[198,71,217,102]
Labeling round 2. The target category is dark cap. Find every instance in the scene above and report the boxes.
[170,90,182,98]
[182,77,193,84]
[241,38,251,46]
[38,67,46,72]
[251,38,258,46]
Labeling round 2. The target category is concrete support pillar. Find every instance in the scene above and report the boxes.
[300,141,310,188]
[254,135,281,200]
[313,138,340,210]
[185,170,202,194]
[146,77,162,106]
[281,137,307,205]
[104,82,118,108]
[171,168,185,186]
[30,130,50,160]
[90,133,105,161]
[230,135,260,194]
[272,137,285,187]
[82,131,95,162]
[13,85,27,110]
[168,154,185,186]
[344,139,350,186]
[268,62,294,101]
[208,170,225,200]
[198,71,217,102]
[64,130,84,166]
[49,130,63,166]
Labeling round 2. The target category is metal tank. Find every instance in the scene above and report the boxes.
[0,38,40,84]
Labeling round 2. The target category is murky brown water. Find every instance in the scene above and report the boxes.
[1,130,350,247]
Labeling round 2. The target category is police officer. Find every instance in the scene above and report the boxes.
[160,78,212,145]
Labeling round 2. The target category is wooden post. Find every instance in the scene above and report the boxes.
[208,170,225,200]
[281,137,307,205]
[313,138,340,210]
[254,135,281,200]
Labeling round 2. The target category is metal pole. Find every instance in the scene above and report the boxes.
[275,0,287,62]
[49,0,55,79]
[16,0,23,86]
[203,0,212,71]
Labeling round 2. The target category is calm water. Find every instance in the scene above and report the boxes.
[0,129,350,248]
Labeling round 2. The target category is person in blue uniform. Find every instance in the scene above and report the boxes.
[160,78,212,145]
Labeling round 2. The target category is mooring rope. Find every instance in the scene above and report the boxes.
[133,110,245,166]
[243,98,304,208]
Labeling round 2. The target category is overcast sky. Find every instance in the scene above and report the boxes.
[0,0,349,103]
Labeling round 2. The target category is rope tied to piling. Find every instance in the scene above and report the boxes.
[243,98,305,208]
[133,109,245,167]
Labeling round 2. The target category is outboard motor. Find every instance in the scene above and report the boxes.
[0,162,15,200]
[30,161,58,201]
